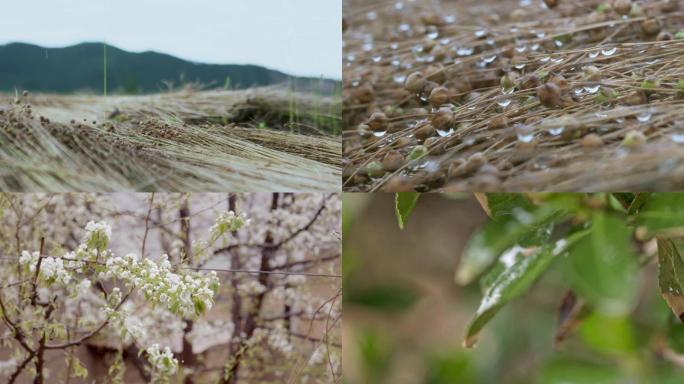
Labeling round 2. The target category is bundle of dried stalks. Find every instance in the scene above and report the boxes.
[0,87,341,191]
[343,0,684,191]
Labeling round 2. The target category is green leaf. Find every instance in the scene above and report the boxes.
[667,312,684,354]
[481,193,535,220]
[456,206,562,285]
[635,193,684,236]
[395,192,420,230]
[540,359,622,384]
[463,232,584,348]
[627,192,651,215]
[657,238,684,321]
[578,312,635,356]
[564,213,639,316]
[346,284,419,313]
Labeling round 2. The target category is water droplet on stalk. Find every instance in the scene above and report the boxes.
[601,47,617,56]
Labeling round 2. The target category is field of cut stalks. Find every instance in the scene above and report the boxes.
[0,86,341,191]
[343,0,684,192]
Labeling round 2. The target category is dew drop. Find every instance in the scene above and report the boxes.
[554,39,564,48]
[539,56,551,63]
[483,55,497,64]
[390,43,400,50]
[399,23,411,32]
[373,130,387,138]
[515,124,535,143]
[427,31,439,40]
[584,85,601,94]
[366,11,378,20]
[475,29,488,38]
[393,74,407,84]
[589,50,600,58]
[496,96,512,108]
[456,47,474,56]
[548,126,564,136]
[601,47,617,56]
[436,127,455,137]
[372,55,382,63]
[637,109,653,123]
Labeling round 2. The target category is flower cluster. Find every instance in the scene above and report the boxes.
[104,254,219,317]
[19,251,71,285]
[209,210,250,241]
[146,344,178,377]
[83,220,112,251]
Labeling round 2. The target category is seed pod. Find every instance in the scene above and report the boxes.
[408,145,428,161]
[365,161,385,178]
[382,150,405,172]
[427,137,448,155]
[657,31,673,41]
[520,74,541,90]
[415,122,436,141]
[623,130,647,148]
[367,112,389,132]
[500,72,519,91]
[549,74,568,90]
[405,72,427,93]
[537,82,563,108]
[661,0,679,12]
[430,107,454,129]
[583,65,601,82]
[580,133,604,148]
[613,0,632,15]
[353,84,375,104]
[448,159,467,179]
[641,18,661,36]
[544,0,558,8]
[465,152,487,173]
[488,115,509,130]
[384,175,414,192]
[428,87,450,106]
[625,90,647,105]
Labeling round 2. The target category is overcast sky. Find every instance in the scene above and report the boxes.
[0,0,341,79]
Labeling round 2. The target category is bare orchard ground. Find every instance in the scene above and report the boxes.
[0,86,341,191]
[343,0,684,192]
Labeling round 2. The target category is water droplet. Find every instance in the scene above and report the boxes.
[456,47,474,56]
[515,45,527,53]
[554,39,564,48]
[373,130,387,138]
[412,44,424,54]
[589,50,600,58]
[601,47,617,56]
[372,55,382,63]
[427,31,439,40]
[363,42,374,52]
[346,54,356,62]
[483,55,497,64]
[437,127,454,137]
[584,85,601,94]
[395,2,404,10]
[548,126,564,136]
[637,109,653,123]
[390,43,400,50]
[514,63,526,70]
[672,133,684,144]
[393,74,406,84]
[501,87,515,95]
[515,124,535,143]
[551,57,564,63]
[496,96,512,108]
[439,38,451,45]
[475,29,488,38]
[391,58,401,67]
[443,15,456,24]
[366,11,378,20]
[535,31,546,38]
[574,88,585,96]
[530,43,540,51]
[539,56,551,63]
[399,23,411,32]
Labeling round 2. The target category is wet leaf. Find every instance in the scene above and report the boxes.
[474,193,534,220]
[636,193,684,236]
[463,232,585,348]
[657,238,684,321]
[456,206,562,285]
[564,213,639,316]
[395,192,420,230]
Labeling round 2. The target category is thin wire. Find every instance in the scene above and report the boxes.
[184,267,341,278]
[0,257,341,278]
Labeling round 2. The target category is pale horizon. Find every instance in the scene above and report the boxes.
[0,0,341,79]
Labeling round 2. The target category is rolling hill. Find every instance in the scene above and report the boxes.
[0,42,338,94]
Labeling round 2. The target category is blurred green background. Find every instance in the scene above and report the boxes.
[343,193,684,384]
